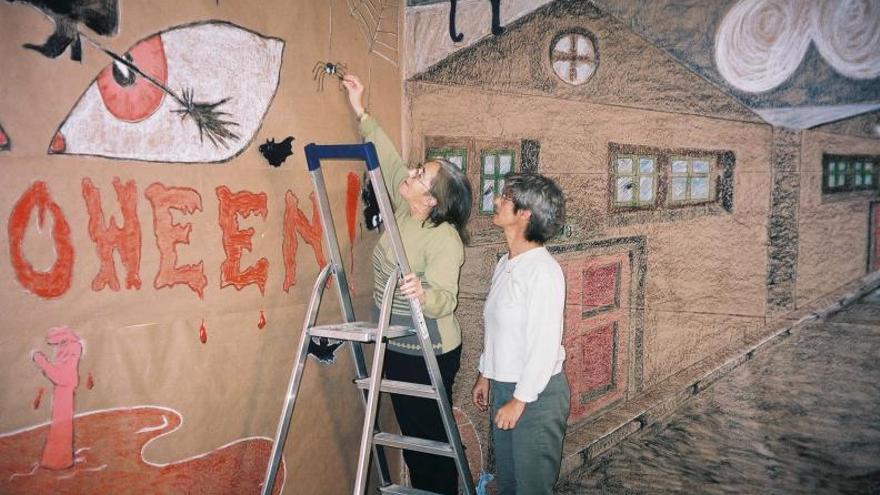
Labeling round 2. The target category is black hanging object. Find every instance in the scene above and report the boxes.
[308,337,343,365]
[259,136,294,167]
[490,0,505,36]
[448,0,464,42]
[362,173,383,231]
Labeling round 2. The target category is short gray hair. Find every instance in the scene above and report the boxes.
[503,173,565,244]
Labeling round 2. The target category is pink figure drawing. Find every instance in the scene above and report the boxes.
[32,326,83,470]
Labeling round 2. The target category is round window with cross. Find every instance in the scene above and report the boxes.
[550,30,598,85]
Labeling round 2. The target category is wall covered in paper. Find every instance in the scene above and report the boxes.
[0,1,403,493]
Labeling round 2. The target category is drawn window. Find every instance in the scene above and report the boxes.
[480,150,515,214]
[669,156,714,204]
[826,160,847,190]
[854,161,875,189]
[613,155,656,207]
[550,31,597,85]
[426,147,467,172]
[823,154,879,194]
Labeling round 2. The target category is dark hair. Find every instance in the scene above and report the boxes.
[426,159,472,244]
[504,173,565,244]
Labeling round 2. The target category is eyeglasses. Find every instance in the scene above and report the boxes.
[413,164,432,192]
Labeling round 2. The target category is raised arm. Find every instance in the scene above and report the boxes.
[342,75,408,213]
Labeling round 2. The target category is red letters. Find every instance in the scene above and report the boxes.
[282,191,327,292]
[216,186,269,294]
[7,178,363,299]
[8,181,75,298]
[145,183,207,298]
[82,178,142,291]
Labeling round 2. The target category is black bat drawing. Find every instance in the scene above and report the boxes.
[259,136,294,167]
[308,337,343,365]
[8,0,119,61]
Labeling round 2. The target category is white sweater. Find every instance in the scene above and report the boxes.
[478,246,566,403]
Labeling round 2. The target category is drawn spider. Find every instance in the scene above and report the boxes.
[313,61,347,91]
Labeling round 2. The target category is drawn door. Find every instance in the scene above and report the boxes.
[870,200,880,272]
[559,251,632,424]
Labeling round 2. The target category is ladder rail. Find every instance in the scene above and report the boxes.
[353,266,400,494]
[309,170,357,323]
[365,162,476,495]
[262,264,333,495]
[308,155,393,488]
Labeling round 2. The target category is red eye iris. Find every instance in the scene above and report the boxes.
[96,35,168,122]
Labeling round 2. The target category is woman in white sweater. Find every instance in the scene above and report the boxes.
[472,173,569,494]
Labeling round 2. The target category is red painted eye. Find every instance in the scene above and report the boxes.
[96,35,167,122]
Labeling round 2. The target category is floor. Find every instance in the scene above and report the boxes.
[555,289,880,495]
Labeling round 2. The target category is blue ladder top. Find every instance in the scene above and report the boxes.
[304,142,381,171]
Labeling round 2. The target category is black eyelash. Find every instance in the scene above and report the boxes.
[172,88,240,148]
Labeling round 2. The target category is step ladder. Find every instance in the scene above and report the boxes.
[261,142,476,495]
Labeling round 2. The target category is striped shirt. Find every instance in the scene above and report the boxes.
[361,116,464,355]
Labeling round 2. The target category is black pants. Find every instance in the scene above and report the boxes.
[384,346,462,495]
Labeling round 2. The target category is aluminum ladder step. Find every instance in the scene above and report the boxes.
[308,322,413,342]
[379,484,439,495]
[373,433,455,457]
[353,378,437,399]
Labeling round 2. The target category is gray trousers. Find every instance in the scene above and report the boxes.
[491,372,570,495]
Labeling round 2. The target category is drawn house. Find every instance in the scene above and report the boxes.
[2,0,879,491]
[405,0,880,468]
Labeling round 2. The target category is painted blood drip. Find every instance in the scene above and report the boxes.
[346,173,360,295]
[199,320,207,344]
[346,173,359,246]
[86,372,95,390]
[257,310,266,330]
[32,387,45,410]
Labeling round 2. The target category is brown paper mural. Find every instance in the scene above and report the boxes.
[0,0,404,493]
[405,0,880,481]
[2,0,877,492]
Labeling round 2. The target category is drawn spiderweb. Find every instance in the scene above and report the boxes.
[347,0,400,66]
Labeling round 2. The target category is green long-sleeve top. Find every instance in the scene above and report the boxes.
[360,115,464,355]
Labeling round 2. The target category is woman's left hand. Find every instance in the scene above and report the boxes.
[494,398,526,430]
[399,273,426,304]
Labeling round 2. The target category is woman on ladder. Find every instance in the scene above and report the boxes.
[342,75,473,494]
